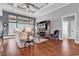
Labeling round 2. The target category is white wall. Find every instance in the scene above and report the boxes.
[36,3,79,41]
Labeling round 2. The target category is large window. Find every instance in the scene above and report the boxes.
[17,17,34,29]
[8,15,35,36]
[8,15,17,35]
[8,22,16,35]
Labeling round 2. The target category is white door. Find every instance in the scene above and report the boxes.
[62,21,69,38]
[70,20,76,39]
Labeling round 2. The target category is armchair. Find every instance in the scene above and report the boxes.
[16,28,34,48]
[51,30,59,40]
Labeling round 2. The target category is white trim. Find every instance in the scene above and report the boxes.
[35,3,54,14]
[59,38,63,40]
[36,3,71,17]
[75,40,79,44]
[61,13,77,41]
[75,13,77,43]
[62,13,77,18]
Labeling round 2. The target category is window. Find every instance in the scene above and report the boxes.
[8,15,35,35]
[8,22,16,35]
[17,17,34,29]
[8,15,17,35]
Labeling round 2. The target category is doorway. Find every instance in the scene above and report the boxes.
[62,20,69,39]
[62,13,76,40]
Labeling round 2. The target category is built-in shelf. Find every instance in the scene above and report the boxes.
[37,20,50,37]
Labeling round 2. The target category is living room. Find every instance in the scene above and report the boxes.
[0,3,79,56]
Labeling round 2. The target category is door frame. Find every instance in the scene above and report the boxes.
[62,13,77,40]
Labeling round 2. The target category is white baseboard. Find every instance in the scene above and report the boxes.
[75,40,79,44]
[59,38,63,40]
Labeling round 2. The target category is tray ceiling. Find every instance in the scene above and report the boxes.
[0,3,70,17]
[7,3,48,13]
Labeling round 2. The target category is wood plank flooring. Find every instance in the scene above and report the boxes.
[0,38,79,56]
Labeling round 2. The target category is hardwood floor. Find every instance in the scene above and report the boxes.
[0,38,79,56]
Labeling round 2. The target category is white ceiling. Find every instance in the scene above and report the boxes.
[0,3,70,18]
[7,3,48,13]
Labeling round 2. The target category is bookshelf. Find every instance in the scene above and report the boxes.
[37,20,50,37]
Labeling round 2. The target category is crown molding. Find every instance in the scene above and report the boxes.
[35,3,71,17]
